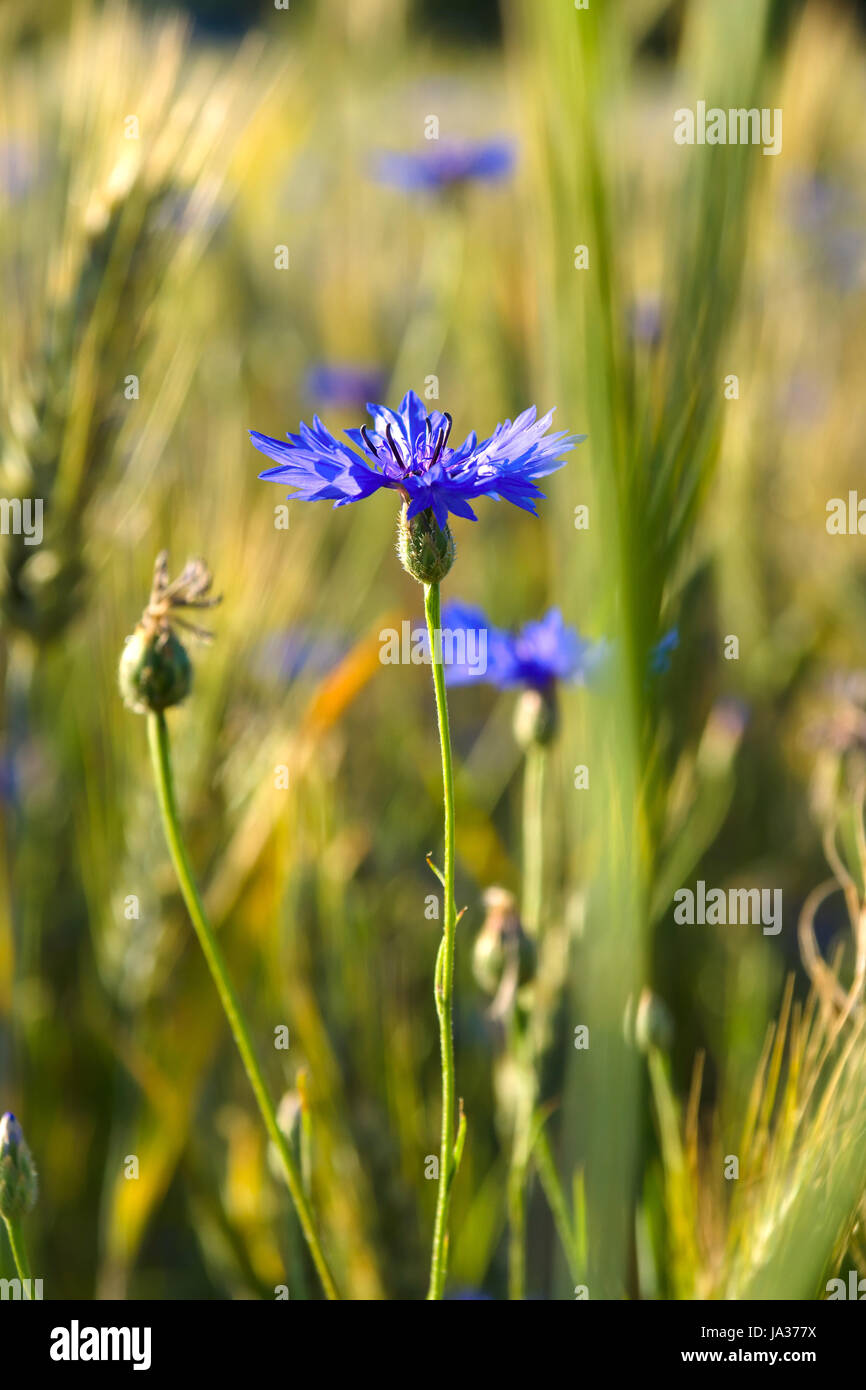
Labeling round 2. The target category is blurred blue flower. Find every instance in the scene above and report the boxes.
[0,140,38,201]
[650,626,679,674]
[305,364,387,410]
[252,389,583,529]
[0,752,17,806]
[711,696,750,739]
[788,172,845,235]
[806,670,866,754]
[775,372,828,426]
[438,601,606,690]
[255,628,347,684]
[628,295,663,348]
[373,139,514,193]
[787,173,864,291]
[154,186,228,237]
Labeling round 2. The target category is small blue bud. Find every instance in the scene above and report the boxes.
[0,1110,38,1220]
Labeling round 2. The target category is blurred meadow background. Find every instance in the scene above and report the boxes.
[3,0,866,1300]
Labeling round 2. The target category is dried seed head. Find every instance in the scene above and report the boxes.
[119,625,192,714]
[119,552,220,714]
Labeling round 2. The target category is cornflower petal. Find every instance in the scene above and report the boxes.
[252,393,584,524]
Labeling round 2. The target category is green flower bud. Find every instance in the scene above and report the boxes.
[276,1089,302,1141]
[473,887,536,1000]
[0,1112,38,1220]
[397,504,455,585]
[472,920,506,995]
[513,685,558,749]
[119,623,192,714]
[266,1089,305,1185]
[623,988,674,1054]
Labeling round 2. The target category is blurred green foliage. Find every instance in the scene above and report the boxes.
[1,0,866,1299]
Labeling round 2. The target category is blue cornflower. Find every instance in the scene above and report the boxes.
[154,186,228,237]
[0,140,38,201]
[305,363,387,410]
[373,139,514,193]
[255,628,347,684]
[787,173,864,292]
[629,295,664,348]
[0,751,17,807]
[650,626,679,674]
[434,603,604,747]
[439,602,605,690]
[251,389,583,532]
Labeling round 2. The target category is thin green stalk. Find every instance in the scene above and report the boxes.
[387,203,465,400]
[508,741,548,1299]
[3,1216,32,1292]
[522,742,546,939]
[507,1154,528,1300]
[146,711,340,1301]
[533,1125,582,1284]
[425,580,461,1300]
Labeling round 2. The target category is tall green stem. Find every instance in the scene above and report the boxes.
[508,741,547,1299]
[3,1216,32,1292]
[146,711,340,1301]
[522,743,546,938]
[507,1154,528,1301]
[425,581,460,1300]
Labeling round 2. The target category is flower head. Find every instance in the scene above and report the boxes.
[255,628,348,685]
[440,602,605,691]
[251,389,583,531]
[433,603,605,747]
[650,626,679,675]
[373,139,514,193]
[0,139,39,202]
[305,363,387,410]
[629,295,664,348]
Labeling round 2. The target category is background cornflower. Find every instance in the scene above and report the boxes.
[649,627,680,676]
[304,364,388,411]
[253,629,349,686]
[438,603,605,691]
[372,139,515,194]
